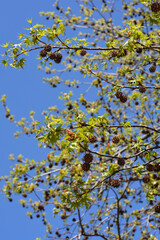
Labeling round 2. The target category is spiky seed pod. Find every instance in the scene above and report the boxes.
[40,49,47,57]
[81,162,90,171]
[154,204,160,213]
[149,65,156,73]
[112,136,120,144]
[80,49,87,56]
[22,193,27,198]
[68,104,73,110]
[153,174,158,179]
[49,52,56,60]
[110,179,120,188]
[118,158,125,166]
[49,162,53,168]
[119,94,127,103]
[153,163,160,172]
[54,52,62,63]
[61,159,66,166]
[143,175,150,183]
[84,153,93,163]
[44,44,52,52]
[139,86,146,93]
[123,4,128,10]
[136,48,142,54]
[115,91,123,99]
[152,182,159,189]
[146,164,154,172]
[88,135,97,143]
[151,2,160,13]
[38,204,45,211]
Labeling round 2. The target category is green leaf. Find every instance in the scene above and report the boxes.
[27,17,32,24]
[1,60,8,67]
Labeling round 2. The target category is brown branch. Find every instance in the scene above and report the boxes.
[136,41,160,53]
[110,188,122,240]
[77,121,160,133]
[90,69,117,86]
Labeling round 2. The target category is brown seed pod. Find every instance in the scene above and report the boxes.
[38,204,45,211]
[81,162,90,171]
[153,163,160,172]
[110,179,120,188]
[154,204,160,213]
[49,52,56,60]
[84,153,93,163]
[115,91,123,99]
[139,85,146,93]
[151,2,160,13]
[54,52,62,63]
[112,136,120,144]
[49,162,53,168]
[88,135,97,143]
[119,94,127,103]
[118,158,125,166]
[146,164,154,172]
[80,49,87,56]
[136,48,142,54]
[44,44,52,52]
[149,65,156,73]
[142,175,150,183]
[40,49,47,57]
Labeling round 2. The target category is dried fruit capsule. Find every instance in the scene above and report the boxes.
[80,49,87,56]
[49,52,56,60]
[110,179,120,188]
[136,48,142,54]
[40,49,47,57]
[54,52,62,63]
[44,44,52,52]
[81,162,90,171]
[142,175,150,183]
[139,86,146,93]
[146,164,154,171]
[151,2,160,13]
[154,204,160,213]
[153,163,160,172]
[119,94,127,103]
[112,136,120,144]
[118,158,125,166]
[84,153,93,163]
[149,65,156,73]
[115,91,123,99]
[88,135,97,143]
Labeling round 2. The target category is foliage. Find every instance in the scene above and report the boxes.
[1,0,160,239]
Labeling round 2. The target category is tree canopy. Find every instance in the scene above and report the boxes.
[1,0,160,239]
